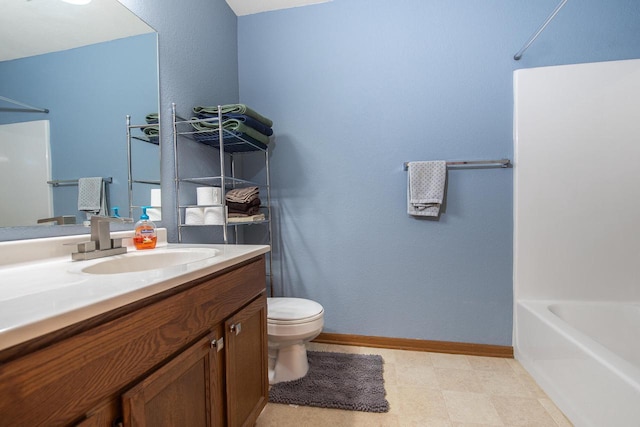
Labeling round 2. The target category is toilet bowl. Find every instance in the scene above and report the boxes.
[267,297,324,384]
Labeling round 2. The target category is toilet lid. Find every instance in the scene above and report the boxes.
[267,297,324,322]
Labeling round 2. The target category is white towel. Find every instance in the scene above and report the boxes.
[407,161,447,217]
[78,177,108,218]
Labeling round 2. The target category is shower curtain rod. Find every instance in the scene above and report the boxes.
[403,159,511,170]
[0,95,49,113]
[514,0,568,61]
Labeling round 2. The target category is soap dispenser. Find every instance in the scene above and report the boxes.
[133,206,157,250]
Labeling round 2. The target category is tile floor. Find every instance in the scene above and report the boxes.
[256,342,573,427]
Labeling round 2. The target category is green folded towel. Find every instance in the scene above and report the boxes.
[193,104,273,127]
[145,113,159,124]
[192,119,270,145]
[143,125,159,136]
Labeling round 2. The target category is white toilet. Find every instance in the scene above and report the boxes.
[267,297,324,384]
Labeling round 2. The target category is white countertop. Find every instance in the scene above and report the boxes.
[0,230,269,352]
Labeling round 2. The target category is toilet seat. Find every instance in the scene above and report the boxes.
[267,298,324,324]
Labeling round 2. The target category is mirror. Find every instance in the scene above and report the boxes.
[0,0,159,233]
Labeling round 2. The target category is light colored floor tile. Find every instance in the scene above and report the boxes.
[491,395,558,426]
[506,358,530,375]
[383,361,399,386]
[393,348,433,366]
[431,352,473,370]
[467,356,513,372]
[435,367,484,393]
[516,372,550,398]
[475,369,534,398]
[395,362,440,389]
[400,414,453,426]
[396,386,449,420]
[442,390,503,425]
[257,344,573,427]
[538,398,574,427]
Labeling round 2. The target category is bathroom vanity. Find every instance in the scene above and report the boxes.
[0,232,269,427]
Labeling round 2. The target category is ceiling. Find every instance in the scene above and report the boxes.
[0,0,331,62]
[0,0,155,62]
[225,0,332,16]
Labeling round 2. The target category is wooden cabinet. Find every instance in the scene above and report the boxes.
[122,333,216,426]
[225,297,268,427]
[0,256,268,427]
[121,297,268,427]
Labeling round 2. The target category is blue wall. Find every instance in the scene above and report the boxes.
[0,34,158,221]
[237,0,640,345]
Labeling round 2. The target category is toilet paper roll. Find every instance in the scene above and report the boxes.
[211,187,222,204]
[185,207,204,225]
[204,206,225,225]
[150,188,162,207]
[196,187,215,206]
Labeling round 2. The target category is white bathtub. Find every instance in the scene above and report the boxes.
[515,300,640,427]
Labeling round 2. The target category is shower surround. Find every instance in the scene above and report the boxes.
[513,59,640,427]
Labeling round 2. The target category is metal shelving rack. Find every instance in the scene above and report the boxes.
[126,115,161,218]
[171,103,273,294]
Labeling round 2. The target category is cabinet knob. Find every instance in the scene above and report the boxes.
[211,337,224,351]
[230,323,242,335]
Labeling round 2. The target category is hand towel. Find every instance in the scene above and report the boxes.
[407,161,447,217]
[225,186,259,204]
[78,177,108,219]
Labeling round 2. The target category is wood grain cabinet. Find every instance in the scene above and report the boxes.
[0,256,268,427]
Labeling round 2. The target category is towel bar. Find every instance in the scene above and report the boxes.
[403,159,511,170]
[47,177,113,187]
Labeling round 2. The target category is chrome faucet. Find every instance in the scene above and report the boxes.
[71,215,134,261]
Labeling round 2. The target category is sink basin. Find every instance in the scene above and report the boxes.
[81,248,219,275]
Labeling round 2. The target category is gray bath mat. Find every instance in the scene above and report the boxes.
[268,351,390,413]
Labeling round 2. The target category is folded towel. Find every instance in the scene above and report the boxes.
[407,161,447,217]
[226,186,259,204]
[191,118,270,145]
[227,198,261,213]
[142,125,159,144]
[78,177,108,218]
[192,128,268,152]
[193,104,273,127]
[227,213,266,223]
[145,113,159,124]
[228,206,261,216]
[195,113,273,136]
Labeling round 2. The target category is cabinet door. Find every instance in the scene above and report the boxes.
[122,332,221,427]
[225,295,268,427]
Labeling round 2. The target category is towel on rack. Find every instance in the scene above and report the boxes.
[195,113,273,136]
[193,104,273,128]
[407,161,447,217]
[191,118,271,145]
[226,186,260,204]
[78,177,108,219]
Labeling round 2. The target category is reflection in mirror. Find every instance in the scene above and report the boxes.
[0,0,159,233]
